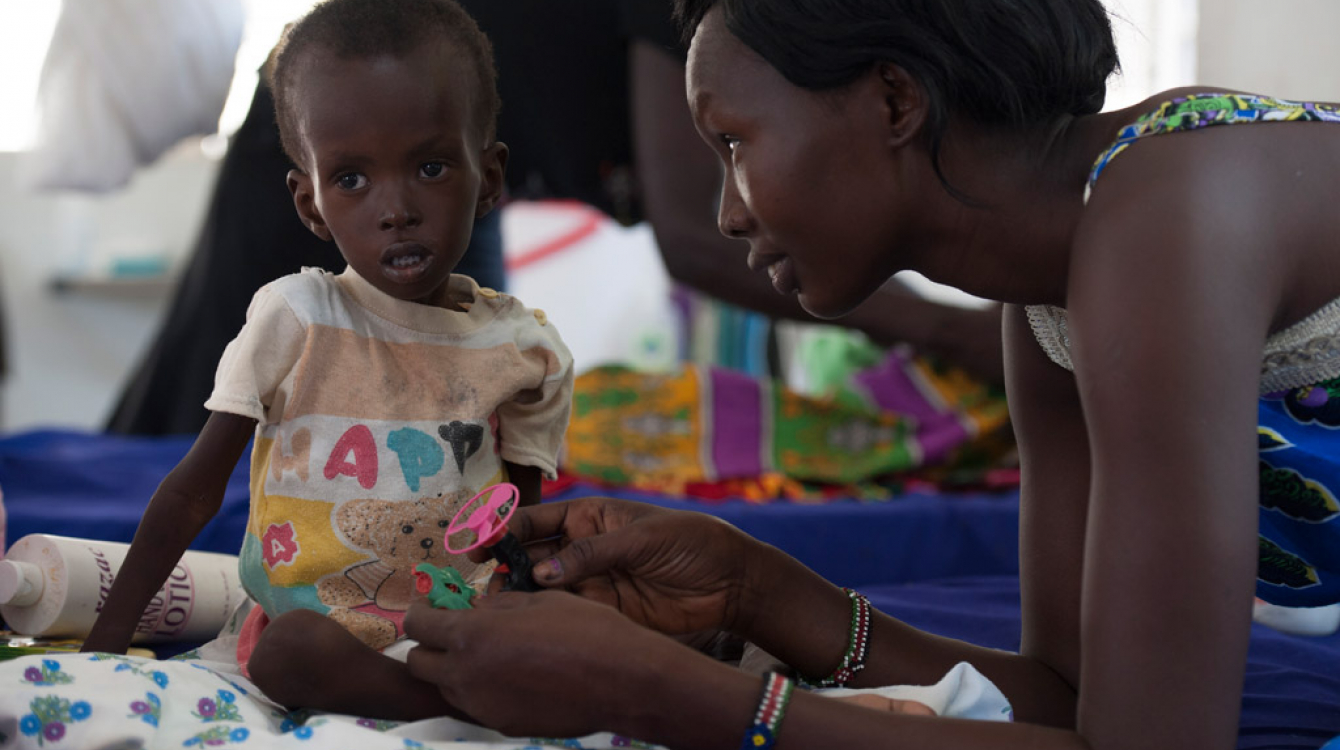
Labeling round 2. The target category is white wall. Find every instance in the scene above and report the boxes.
[1104,0,1199,109]
[1197,0,1340,100]
[0,145,219,431]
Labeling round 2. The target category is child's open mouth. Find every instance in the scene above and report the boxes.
[380,243,433,282]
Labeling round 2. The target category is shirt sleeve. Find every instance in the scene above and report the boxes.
[203,282,306,423]
[495,312,575,481]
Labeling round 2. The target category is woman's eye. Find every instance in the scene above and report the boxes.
[421,162,445,178]
[335,173,367,190]
[720,135,739,153]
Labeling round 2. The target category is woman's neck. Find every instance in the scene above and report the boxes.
[905,107,1139,307]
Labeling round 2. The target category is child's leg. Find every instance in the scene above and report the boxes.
[247,608,473,721]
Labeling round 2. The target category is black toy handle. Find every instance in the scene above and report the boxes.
[491,533,542,592]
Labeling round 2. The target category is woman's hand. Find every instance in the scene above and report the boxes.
[404,591,687,738]
[488,497,772,636]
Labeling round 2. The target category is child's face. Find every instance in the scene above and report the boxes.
[286,44,505,308]
[685,9,912,320]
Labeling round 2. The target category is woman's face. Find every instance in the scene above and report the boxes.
[685,8,909,319]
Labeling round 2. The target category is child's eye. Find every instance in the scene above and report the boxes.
[335,172,367,190]
[720,135,739,153]
[420,162,445,178]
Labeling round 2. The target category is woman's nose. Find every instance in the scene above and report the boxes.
[717,177,753,239]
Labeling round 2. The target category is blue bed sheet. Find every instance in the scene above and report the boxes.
[868,576,1340,750]
[0,430,1021,589]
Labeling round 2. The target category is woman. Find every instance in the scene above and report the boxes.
[403,0,1340,747]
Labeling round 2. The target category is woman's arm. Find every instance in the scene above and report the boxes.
[406,590,1090,749]
[1058,135,1277,749]
[83,411,255,652]
[1000,303,1094,716]
[482,494,1082,727]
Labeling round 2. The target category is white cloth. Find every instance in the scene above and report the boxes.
[23,0,243,192]
[818,661,1014,721]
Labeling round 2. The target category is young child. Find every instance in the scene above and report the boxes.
[84,0,573,721]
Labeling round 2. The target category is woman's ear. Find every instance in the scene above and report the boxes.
[475,141,510,218]
[877,63,928,148]
[287,169,333,241]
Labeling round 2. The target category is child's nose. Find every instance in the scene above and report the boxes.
[379,186,422,231]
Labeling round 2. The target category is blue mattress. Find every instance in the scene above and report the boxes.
[1,429,1336,747]
[868,576,1340,750]
[0,430,1022,588]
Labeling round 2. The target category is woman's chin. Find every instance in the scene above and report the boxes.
[797,291,858,321]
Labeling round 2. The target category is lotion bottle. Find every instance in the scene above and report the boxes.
[0,534,243,643]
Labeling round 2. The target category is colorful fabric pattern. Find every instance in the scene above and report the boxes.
[0,653,656,749]
[1085,93,1340,201]
[1258,378,1340,606]
[561,348,1011,501]
[206,268,573,650]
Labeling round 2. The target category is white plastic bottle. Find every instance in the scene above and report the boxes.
[0,534,243,643]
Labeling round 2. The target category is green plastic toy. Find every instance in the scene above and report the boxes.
[414,564,475,610]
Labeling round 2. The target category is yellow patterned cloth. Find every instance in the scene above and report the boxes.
[562,351,1011,501]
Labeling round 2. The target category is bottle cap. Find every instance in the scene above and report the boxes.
[0,560,43,607]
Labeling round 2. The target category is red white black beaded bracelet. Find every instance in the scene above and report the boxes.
[801,587,872,689]
[739,670,796,750]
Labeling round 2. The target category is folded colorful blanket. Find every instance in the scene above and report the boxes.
[561,348,1012,501]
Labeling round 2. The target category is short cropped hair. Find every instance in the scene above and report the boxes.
[267,0,500,167]
[674,0,1120,198]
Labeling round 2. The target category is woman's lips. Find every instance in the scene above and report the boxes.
[766,256,797,295]
[747,249,798,295]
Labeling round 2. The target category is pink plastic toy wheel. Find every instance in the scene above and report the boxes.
[443,483,520,554]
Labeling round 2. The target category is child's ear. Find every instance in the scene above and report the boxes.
[287,169,333,241]
[876,63,928,149]
[474,141,509,219]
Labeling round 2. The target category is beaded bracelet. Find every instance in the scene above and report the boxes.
[800,587,872,689]
[739,670,796,750]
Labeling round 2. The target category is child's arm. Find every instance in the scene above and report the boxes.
[82,412,256,653]
[504,461,542,507]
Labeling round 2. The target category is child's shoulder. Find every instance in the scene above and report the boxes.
[243,267,349,324]
[259,266,340,296]
[251,267,347,307]
[454,275,535,322]
[464,280,569,356]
